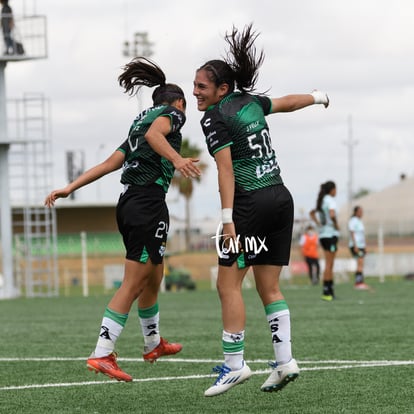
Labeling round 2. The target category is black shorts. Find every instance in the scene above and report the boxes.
[320,236,338,252]
[218,184,294,268]
[116,184,168,265]
[350,246,366,258]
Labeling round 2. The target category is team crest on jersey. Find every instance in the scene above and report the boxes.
[159,244,166,257]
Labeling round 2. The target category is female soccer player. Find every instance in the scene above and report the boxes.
[310,180,340,300]
[45,57,201,381]
[193,24,329,396]
[348,205,370,289]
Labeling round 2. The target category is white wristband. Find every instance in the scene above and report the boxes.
[221,208,233,224]
[311,90,329,105]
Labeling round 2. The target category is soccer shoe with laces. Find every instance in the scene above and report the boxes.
[204,361,252,397]
[143,337,182,363]
[261,358,300,392]
[87,352,132,382]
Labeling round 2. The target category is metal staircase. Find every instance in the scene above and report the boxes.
[8,93,58,297]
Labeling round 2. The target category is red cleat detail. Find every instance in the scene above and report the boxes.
[143,337,182,363]
[87,352,132,382]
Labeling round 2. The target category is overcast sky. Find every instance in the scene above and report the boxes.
[5,0,414,223]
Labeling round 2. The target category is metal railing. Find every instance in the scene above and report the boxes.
[0,13,47,61]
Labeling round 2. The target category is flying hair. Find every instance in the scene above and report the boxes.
[118,56,185,107]
[119,57,166,95]
[224,23,265,93]
[197,23,265,94]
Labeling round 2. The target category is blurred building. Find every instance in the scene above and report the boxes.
[338,174,414,237]
[11,202,218,252]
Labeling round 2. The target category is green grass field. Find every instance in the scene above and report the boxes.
[1,278,413,413]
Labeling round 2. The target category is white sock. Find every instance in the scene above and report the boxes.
[139,312,160,352]
[222,330,245,370]
[266,309,292,365]
[94,316,124,358]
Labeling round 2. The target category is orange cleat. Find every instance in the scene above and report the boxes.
[87,352,132,382]
[143,337,183,363]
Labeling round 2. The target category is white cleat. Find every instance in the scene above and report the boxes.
[261,358,300,392]
[204,361,252,397]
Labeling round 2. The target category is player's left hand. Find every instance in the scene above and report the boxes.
[44,188,71,207]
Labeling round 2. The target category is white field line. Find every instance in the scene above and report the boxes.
[1,357,414,364]
[0,358,413,391]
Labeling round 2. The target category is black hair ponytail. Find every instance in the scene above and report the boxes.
[197,23,264,94]
[119,57,185,107]
[316,181,336,211]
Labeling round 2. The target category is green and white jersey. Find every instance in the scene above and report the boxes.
[348,216,365,248]
[317,194,340,238]
[118,104,185,193]
[200,92,283,192]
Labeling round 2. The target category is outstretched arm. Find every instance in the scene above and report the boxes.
[270,90,329,113]
[44,150,124,207]
[145,116,201,178]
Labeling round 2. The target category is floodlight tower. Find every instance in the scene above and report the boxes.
[0,4,48,298]
[122,31,154,111]
[122,31,154,59]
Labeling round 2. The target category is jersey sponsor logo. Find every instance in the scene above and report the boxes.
[256,158,279,178]
[170,110,184,130]
[212,222,268,259]
[203,117,211,128]
[122,160,139,172]
[206,130,219,148]
[207,130,217,140]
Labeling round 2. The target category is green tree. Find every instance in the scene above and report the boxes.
[171,138,207,251]
[353,187,371,199]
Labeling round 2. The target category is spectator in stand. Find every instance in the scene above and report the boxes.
[1,0,15,55]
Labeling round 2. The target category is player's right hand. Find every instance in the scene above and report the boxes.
[311,90,329,108]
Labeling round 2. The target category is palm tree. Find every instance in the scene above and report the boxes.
[171,138,207,251]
